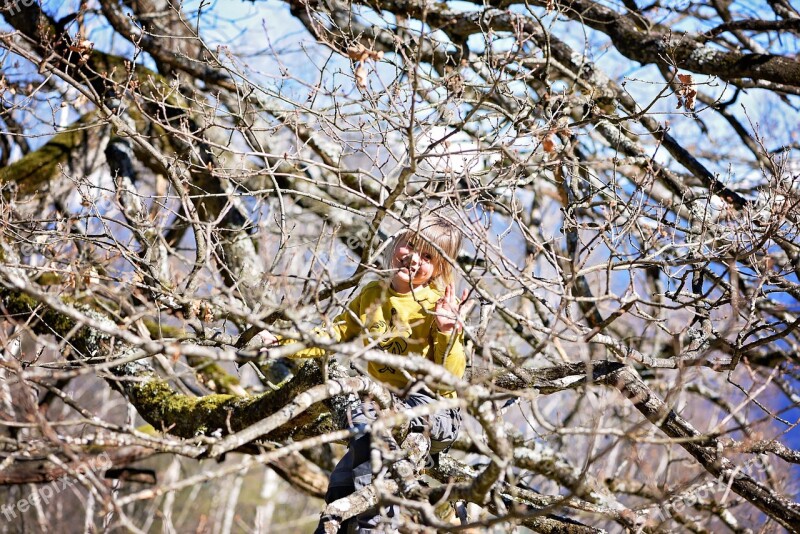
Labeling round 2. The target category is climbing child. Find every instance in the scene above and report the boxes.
[261,215,467,532]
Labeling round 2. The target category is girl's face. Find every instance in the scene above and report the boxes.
[390,239,436,292]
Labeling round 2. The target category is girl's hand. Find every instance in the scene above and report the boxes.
[435,283,469,333]
[254,330,278,348]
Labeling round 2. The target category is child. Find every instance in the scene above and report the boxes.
[262,215,467,532]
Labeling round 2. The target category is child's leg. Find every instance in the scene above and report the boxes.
[326,399,375,494]
[318,392,460,532]
[316,399,398,533]
[349,400,402,532]
[403,389,462,454]
[315,443,359,534]
[325,448,355,498]
[346,399,383,493]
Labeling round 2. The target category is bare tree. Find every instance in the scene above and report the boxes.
[1,0,799,532]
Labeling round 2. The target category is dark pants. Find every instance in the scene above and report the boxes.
[315,389,461,533]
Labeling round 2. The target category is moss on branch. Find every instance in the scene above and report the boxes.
[0,113,101,195]
[186,356,247,396]
[125,360,335,440]
[0,47,188,199]
[0,286,97,356]
[0,286,339,441]
[141,319,246,396]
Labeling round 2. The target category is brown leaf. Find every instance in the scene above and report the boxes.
[542,133,555,153]
[675,73,696,111]
[445,71,465,99]
[68,39,93,54]
[346,45,366,62]
[347,45,383,63]
[347,45,369,62]
[355,64,368,90]
[200,302,214,323]
[685,90,696,111]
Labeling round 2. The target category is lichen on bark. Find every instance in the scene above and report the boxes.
[0,112,102,195]
[0,286,345,443]
[123,359,342,441]
[0,287,91,354]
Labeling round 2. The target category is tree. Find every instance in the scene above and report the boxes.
[1,0,799,531]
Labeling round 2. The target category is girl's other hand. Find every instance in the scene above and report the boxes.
[435,283,468,333]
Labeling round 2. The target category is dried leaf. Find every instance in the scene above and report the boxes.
[445,71,465,99]
[200,302,214,323]
[83,268,99,287]
[347,45,382,63]
[68,39,94,54]
[355,64,368,90]
[685,91,696,111]
[542,133,555,153]
[675,73,696,111]
[347,45,369,62]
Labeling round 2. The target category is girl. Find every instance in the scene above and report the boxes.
[263,215,467,532]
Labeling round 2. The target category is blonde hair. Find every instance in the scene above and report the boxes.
[389,215,462,289]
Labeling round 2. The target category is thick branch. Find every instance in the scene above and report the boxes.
[0,113,103,195]
[0,447,153,485]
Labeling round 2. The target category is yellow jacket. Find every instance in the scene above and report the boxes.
[286,281,466,397]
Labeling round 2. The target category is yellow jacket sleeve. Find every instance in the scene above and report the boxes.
[432,329,466,380]
[280,291,364,358]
